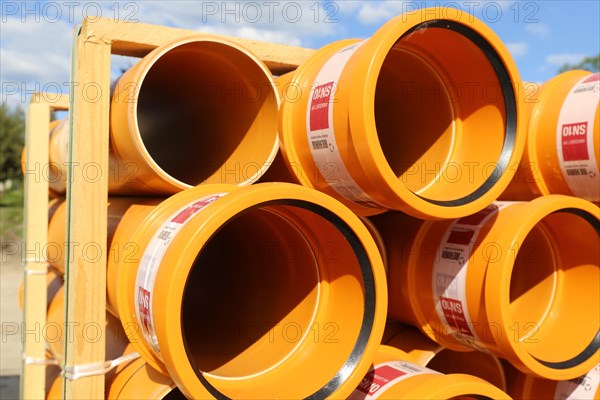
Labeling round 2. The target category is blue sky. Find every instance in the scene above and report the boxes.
[1,1,599,108]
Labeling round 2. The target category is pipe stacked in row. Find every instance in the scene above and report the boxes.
[22,6,599,399]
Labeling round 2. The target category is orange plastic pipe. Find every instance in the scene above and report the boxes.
[39,267,183,400]
[505,362,599,400]
[348,345,510,399]
[46,198,159,273]
[17,269,62,311]
[46,37,279,195]
[46,357,184,400]
[20,120,64,198]
[45,283,133,366]
[373,195,599,380]
[114,182,387,399]
[46,196,160,316]
[502,71,600,202]
[383,322,506,391]
[278,7,524,219]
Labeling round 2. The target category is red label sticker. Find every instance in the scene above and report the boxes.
[138,287,152,334]
[310,82,334,131]
[446,229,475,246]
[562,122,589,161]
[355,365,407,396]
[440,296,474,337]
[583,73,600,83]
[171,197,218,224]
[456,205,498,226]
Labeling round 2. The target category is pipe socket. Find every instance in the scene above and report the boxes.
[374,195,599,379]
[279,7,524,219]
[348,345,510,399]
[114,182,387,398]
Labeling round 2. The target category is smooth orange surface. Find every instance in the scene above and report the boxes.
[279,7,524,219]
[113,182,387,398]
[376,195,600,380]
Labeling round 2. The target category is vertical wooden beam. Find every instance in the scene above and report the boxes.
[22,93,69,399]
[63,23,111,399]
[21,95,51,400]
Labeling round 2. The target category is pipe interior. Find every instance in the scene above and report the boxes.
[509,211,599,363]
[182,203,366,393]
[136,41,277,186]
[375,27,507,201]
[162,389,186,400]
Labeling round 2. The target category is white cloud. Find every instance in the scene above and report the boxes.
[354,2,407,25]
[546,53,588,67]
[198,25,302,46]
[0,1,345,108]
[506,42,529,57]
[0,18,73,108]
[525,23,550,39]
[134,1,338,45]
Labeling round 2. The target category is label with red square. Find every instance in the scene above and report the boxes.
[561,122,590,161]
[309,82,334,131]
[556,73,599,201]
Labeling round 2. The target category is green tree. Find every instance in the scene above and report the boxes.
[0,102,25,181]
[559,54,600,73]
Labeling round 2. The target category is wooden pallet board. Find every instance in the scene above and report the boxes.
[22,93,69,400]
[23,16,314,399]
[79,17,315,74]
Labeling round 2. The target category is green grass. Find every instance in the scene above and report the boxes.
[0,185,24,244]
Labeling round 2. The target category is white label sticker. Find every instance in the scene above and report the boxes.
[348,361,439,399]
[134,194,226,354]
[432,202,513,351]
[306,41,385,209]
[555,364,600,400]
[556,72,600,201]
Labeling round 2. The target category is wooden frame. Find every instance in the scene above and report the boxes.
[22,17,313,399]
[22,93,69,400]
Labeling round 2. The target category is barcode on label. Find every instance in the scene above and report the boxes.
[442,249,461,261]
[157,230,171,241]
[566,168,588,176]
[311,139,329,150]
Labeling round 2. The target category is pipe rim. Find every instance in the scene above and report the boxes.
[164,185,385,399]
[121,36,280,190]
[119,183,386,399]
[349,8,524,218]
[486,196,600,378]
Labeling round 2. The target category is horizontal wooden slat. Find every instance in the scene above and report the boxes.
[81,18,315,74]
